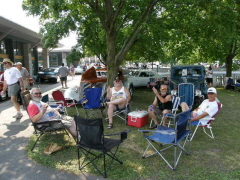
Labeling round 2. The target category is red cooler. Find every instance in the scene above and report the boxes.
[128,111,149,127]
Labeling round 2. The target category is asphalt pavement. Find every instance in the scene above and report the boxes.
[0,75,104,180]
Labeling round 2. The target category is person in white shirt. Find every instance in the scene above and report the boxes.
[0,58,24,119]
[189,87,219,125]
[15,62,30,90]
[206,65,213,87]
[106,77,131,129]
[58,63,69,89]
[27,88,77,137]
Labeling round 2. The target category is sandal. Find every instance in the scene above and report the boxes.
[107,123,113,129]
[149,124,157,129]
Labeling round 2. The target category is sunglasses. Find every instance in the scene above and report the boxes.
[115,80,121,82]
[34,92,42,95]
[161,88,167,90]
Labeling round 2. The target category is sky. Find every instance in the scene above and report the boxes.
[0,0,77,48]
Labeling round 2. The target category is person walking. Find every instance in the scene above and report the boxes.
[206,65,213,87]
[70,64,75,80]
[0,58,24,120]
[15,62,30,90]
[58,63,69,89]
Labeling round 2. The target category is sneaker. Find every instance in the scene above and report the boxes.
[16,112,23,119]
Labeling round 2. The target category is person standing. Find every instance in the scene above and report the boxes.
[206,65,213,87]
[0,58,24,119]
[15,62,30,90]
[70,64,75,80]
[58,63,69,89]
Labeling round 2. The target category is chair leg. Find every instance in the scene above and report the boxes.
[203,126,214,139]
[31,133,44,151]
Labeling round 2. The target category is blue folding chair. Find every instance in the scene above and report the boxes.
[79,87,103,118]
[139,109,192,170]
[178,83,194,109]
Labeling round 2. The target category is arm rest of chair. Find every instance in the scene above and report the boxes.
[138,129,175,135]
[104,130,131,141]
[33,120,62,126]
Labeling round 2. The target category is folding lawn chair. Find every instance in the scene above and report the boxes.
[74,115,131,178]
[139,109,192,170]
[52,90,79,116]
[178,83,194,109]
[21,91,71,151]
[78,87,104,118]
[189,102,222,141]
[149,95,181,128]
[105,103,130,125]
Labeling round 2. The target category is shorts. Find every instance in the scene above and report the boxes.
[38,118,73,130]
[154,107,172,115]
[60,76,67,82]
[206,78,213,83]
[8,83,20,97]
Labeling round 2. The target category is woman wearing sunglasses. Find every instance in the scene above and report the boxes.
[106,77,131,129]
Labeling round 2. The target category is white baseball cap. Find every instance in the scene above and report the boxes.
[207,87,217,94]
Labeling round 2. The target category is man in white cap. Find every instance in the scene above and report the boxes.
[15,62,30,90]
[189,87,219,125]
[0,58,24,119]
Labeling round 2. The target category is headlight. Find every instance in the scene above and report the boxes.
[195,89,202,96]
[171,90,177,96]
[38,72,44,74]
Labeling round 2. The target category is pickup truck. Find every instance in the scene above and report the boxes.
[169,65,208,108]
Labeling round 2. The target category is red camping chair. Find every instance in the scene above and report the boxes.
[189,102,222,141]
[52,90,79,116]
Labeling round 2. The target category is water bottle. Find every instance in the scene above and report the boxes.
[1,92,6,99]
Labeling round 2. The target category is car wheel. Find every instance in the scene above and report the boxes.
[40,78,45,83]
[53,78,58,83]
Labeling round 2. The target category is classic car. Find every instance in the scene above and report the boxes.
[127,70,167,87]
[169,65,208,108]
[75,66,84,74]
[37,67,60,83]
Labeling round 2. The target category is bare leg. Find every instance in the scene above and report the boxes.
[148,107,158,125]
[107,104,117,124]
[180,102,189,112]
[11,96,20,111]
[162,109,170,126]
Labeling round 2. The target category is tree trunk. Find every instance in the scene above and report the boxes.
[225,55,233,77]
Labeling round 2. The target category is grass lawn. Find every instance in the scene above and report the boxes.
[26,87,240,180]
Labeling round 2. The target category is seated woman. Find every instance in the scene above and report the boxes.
[106,77,131,129]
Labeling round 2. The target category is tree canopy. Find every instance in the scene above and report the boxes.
[22,0,240,81]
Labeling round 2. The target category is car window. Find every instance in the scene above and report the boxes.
[43,68,56,72]
[148,72,155,77]
[131,71,139,77]
[139,72,148,77]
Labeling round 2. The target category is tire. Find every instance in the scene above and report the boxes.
[40,78,45,83]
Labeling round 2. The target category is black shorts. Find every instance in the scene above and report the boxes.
[206,78,213,83]
[60,77,67,82]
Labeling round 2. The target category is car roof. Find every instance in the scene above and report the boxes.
[171,65,204,69]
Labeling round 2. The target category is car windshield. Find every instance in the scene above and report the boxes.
[96,71,107,76]
[173,68,202,77]
[129,71,139,77]
[42,68,58,72]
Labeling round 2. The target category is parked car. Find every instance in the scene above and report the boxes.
[75,66,84,74]
[0,73,8,100]
[127,70,166,87]
[37,68,59,83]
[95,68,134,97]
[169,65,208,108]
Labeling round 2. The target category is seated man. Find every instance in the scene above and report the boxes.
[106,77,131,129]
[27,88,77,137]
[190,87,218,125]
[148,84,189,128]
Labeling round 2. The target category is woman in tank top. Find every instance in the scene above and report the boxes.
[106,77,131,129]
